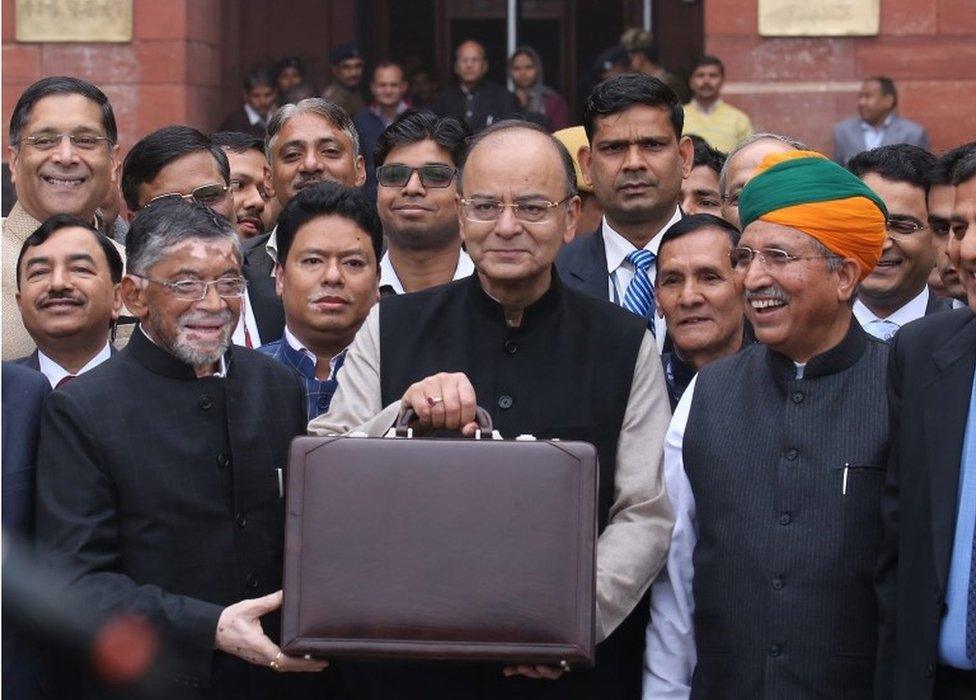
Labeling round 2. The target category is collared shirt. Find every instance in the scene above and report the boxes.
[266,226,279,276]
[257,326,346,420]
[603,209,681,351]
[682,99,755,153]
[139,326,227,377]
[38,342,112,389]
[378,249,475,295]
[854,286,930,337]
[861,114,894,151]
[937,370,976,669]
[369,100,409,128]
[243,102,266,127]
[953,298,968,310]
[231,290,262,348]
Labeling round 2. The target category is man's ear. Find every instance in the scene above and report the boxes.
[110,283,123,320]
[274,263,284,298]
[837,258,861,304]
[109,144,122,186]
[354,154,366,187]
[120,276,149,321]
[578,144,593,186]
[678,135,694,179]
[8,145,19,185]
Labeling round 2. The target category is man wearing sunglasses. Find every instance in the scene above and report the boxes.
[4,76,126,360]
[35,198,333,697]
[848,144,952,342]
[121,125,268,348]
[646,151,892,698]
[374,110,474,295]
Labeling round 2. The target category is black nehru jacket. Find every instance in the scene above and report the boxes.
[35,329,332,698]
[683,322,890,699]
[368,272,650,699]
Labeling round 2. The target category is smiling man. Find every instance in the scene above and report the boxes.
[15,214,122,386]
[645,150,891,698]
[311,120,673,700]
[3,76,124,360]
[374,110,473,294]
[211,131,273,241]
[925,143,975,306]
[258,182,381,420]
[556,74,693,347]
[652,213,746,408]
[848,144,951,341]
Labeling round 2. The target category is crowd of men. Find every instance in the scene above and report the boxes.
[0,33,973,700]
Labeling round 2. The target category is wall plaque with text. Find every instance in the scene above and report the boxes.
[759,0,880,37]
[16,0,133,43]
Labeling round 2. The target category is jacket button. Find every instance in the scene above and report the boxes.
[504,339,517,354]
[791,391,804,403]
[245,573,258,589]
[772,577,784,590]
[236,512,247,528]
[769,644,781,657]
[198,395,213,410]
[786,448,798,461]
[498,394,514,410]
[216,453,230,468]
[317,396,329,410]
[779,512,792,526]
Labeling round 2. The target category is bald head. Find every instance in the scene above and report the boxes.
[720,134,806,229]
[455,40,489,88]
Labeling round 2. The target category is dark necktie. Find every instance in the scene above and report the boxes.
[622,249,657,335]
[56,375,77,389]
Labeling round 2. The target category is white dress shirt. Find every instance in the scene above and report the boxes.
[243,102,265,127]
[231,290,262,348]
[38,342,112,389]
[603,208,682,352]
[378,249,475,295]
[854,286,929,338]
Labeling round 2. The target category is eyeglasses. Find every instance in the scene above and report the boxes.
[729,246,837,271]
[459,196,573,224]
[886,218,926,236]
[376,164,456,189]
[144,183,230,210]
[21,133,112,151]
[132,274,247,301]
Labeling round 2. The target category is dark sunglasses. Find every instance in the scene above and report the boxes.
[376,164,456,189]
[144,183,230,210]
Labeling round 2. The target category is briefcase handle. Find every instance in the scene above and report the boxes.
[394,406,494,439]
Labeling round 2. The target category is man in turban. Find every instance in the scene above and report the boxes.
[644,150,893,698]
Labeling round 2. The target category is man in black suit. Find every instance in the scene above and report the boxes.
[877,151,976,698]
[555,74,692,345]
[218,66,277,139]
[35,199,330,698]
[848,144,952,341]
[14,214,122,385]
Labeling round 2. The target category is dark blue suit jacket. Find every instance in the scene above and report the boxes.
[2,361,49,535]
[554,224,610,301]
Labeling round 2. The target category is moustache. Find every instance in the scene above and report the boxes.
[292,174,324,190]
[745,285,790,303]
[37,290,85,309]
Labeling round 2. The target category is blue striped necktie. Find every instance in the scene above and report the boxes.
[622,249,656,334]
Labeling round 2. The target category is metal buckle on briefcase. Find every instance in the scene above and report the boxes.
[384,406,504,441]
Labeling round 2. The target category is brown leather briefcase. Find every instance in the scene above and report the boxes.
[281,408,598,668]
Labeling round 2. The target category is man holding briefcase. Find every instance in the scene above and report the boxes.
[311,120,674,699]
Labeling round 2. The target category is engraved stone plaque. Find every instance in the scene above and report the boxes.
[759,0,880,37]
[16,0,133,43]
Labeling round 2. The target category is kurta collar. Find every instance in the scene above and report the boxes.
[128,323,232,380]
[765,315,869,389]
[465,269,562,328]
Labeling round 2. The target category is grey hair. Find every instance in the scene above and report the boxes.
[265,97,360,163]
[809,236,860,304]
[719,132,808,196]
[457,119,579,199]
[125,199,241,276]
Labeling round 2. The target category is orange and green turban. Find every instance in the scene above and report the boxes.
[738,150,888,280]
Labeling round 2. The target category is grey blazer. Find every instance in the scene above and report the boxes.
[833,114,930,166]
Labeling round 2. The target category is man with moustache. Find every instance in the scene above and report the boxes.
[848,145,950,341]
[926,144,975,306]
[259,182,381,420]
[645,151,891,698]
[35,199,332,698]
[719,132,806,229]
[322,43,366,118]
[876,152,976,699]
[651,214,747,408]
[4,76,125,360]
[556,74,693,348]
[311,120,673,699]
[121,125,265,348]
[245,98,366,341]
[681,55,753,154]
[374,110,473,294]
[212,131,273,241]
[15,215,122,386]
[354,61,411,203]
